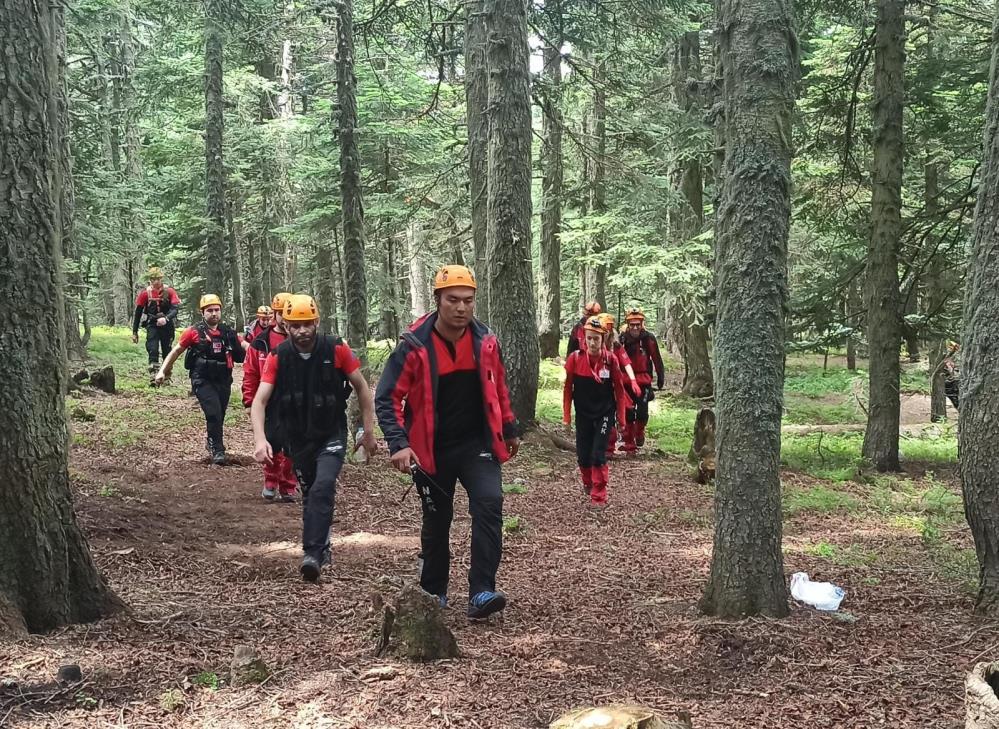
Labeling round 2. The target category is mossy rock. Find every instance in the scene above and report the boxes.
[381,584,459,662]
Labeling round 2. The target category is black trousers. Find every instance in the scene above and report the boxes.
[576,413,613,467]
[416,440,503,598]
[145,323,175,365]
[625,385,652,425]
[292,434,346,561]
[945,380,960,410]
[193,376,231,453]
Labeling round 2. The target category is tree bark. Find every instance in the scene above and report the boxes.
[0,0,122,635]
[699,0,797,618]
[538,43,563,358]
[465,0,490,323]
[336,0,368,360]
[960,3,999,616]
[861,0,905,472]
[684,322,713,398]
[203,0,228,298]
[484,0,539,425]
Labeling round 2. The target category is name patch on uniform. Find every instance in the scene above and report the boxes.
[212,340,223,353]
[598,367,610,379]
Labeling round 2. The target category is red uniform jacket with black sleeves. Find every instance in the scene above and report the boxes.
[375,312,520,476]
[242,325,288,407]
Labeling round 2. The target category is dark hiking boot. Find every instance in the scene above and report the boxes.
[301,555,322,582]
[468,590,507,621]
[211,450,226,466]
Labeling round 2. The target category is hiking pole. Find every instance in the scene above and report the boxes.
[398,462,450,511]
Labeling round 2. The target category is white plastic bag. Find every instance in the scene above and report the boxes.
[790,571,846,611]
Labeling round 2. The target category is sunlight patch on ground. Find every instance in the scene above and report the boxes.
[215,533,419,559]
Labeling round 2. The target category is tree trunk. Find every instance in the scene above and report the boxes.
[674,28,714,399]
[924,159,949,421]
[484,0,539,425]
[315,240,338,334]
[861,0,905,473]
[203,0,227,297]
[538,43,563,359]
[226,194,243,322]
[699,0,797,619]
[588,62,608,310]
[0,0,122,635]
[408,223,431,320]
[380,233,399,341]
[336,0,368,360]
[845,279,860,371]
[465,0,490,324]
[54,5,85,363]
[684,322,713,398]
[960,3,999,616]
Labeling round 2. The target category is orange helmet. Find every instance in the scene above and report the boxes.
[257,305,273,317]
[283,294,320,322]
[597,313,616,332]
[271,292,293,311]
[625,307,645,323]
[199,294,222,310]
[582,317,605,335]
[584,301,602,316]
[434,265,477,292]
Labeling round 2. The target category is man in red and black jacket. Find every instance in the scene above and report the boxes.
[243,292,296,501]
[375,264,521,621]
[131,266,181,372]
[619,308,665,451]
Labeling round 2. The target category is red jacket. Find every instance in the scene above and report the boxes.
[242,326,287,407]
[375,313,520,475]
[621,329,665,388]
[562,348,627,428]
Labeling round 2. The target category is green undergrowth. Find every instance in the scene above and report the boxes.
[537,356,957,482]
[785,473,974,590]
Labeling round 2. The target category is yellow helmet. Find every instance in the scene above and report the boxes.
[625,307,645,323]
[597,313,616,332]
[147,266,164,280]
[272,292,293,310]
[199,294,222,310]
[283,294,320,322]
[947,340,960,352]
[257,305,273,317]
[434,265,477,292]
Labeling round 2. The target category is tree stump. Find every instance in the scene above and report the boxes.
[551,705,693,729]
[966,661,999,728]
[376,584,458,662]
[71,370,89,385]
[89,366,116,394]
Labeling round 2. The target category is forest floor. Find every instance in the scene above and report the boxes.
[0,332,989,728]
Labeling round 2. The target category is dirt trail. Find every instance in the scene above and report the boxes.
[0,381,984,728]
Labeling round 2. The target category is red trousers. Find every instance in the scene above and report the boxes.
[264,451,297,495]
[579,465,609,505]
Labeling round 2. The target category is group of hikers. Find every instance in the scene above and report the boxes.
[127,264,664,619]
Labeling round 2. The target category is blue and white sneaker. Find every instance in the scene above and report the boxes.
[261,487,276,501]
[468,590,506,620]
